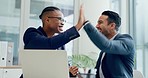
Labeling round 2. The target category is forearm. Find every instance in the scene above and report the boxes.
[83,23,109,50]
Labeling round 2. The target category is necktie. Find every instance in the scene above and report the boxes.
[95,51,104,78]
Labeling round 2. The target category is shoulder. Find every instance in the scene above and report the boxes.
[115,33,134,46]
[24,27,37,33]
[116,33,133,40]
[24,27,43,36]
[116,33,135,48]
[116,34,135,53]
[23,27,42,44]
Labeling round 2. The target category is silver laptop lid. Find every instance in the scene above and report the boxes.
[20,50,69,78]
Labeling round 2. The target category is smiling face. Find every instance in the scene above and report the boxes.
[96,15,116,39]
[46,10,65,33]
[41,10,65,37]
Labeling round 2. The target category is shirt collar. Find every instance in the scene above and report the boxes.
[110,32,119,40]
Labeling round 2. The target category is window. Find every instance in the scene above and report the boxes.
[133,0,148,77]
[0,0,21,65]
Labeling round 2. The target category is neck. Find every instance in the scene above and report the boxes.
[107,31,117,39]
[43,26,55,38]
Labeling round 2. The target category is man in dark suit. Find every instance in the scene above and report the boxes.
[83,11,135,78]
[21,6,85,78]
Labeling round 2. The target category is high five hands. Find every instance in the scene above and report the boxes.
[75,4,86,31]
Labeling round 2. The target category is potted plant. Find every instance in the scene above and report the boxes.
[70,54,96,73]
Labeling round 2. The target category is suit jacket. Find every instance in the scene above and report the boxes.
[84,23,135,78]
[23,26,80,49]
[22,26,79,77]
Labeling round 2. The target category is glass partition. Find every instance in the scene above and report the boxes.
[0,0,21,65]
[134,0,148,77]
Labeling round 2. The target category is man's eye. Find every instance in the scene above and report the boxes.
[98,21,102,24]
[58,17,62,20]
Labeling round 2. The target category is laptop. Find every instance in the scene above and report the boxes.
[20,50,69,78]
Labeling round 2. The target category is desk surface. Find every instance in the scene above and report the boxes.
[0,66,22,69]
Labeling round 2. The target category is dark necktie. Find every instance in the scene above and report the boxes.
[95,51,104,78]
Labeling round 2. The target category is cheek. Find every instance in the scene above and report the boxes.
[100,24,104,29]
[50,21,59,26]
[54,21,61,25]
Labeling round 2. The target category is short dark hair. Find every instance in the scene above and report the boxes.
[102,11,121,31]
[39,6,61,19]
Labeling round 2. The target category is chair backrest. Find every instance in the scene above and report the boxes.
[133,70,144,78]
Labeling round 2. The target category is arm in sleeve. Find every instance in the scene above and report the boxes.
[23,26,80,49]
[83,23,135,55]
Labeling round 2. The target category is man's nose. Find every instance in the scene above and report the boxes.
[61,22,64,25]
[96,24,100,28]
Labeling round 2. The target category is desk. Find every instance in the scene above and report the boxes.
[0,66,22,78]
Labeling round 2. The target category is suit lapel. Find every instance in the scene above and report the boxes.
[114,33,120,40]
[95,51,104,69]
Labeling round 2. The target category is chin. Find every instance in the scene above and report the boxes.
[59,30,63,33]
[56,31,62,33]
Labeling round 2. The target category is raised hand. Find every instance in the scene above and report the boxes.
[75,4,85,31]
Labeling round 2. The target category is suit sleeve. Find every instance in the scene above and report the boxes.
[83,23,134,55]
[23,26,80,49]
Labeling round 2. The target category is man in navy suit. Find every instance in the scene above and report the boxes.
[21,6,85,78]
[83,11,135,78]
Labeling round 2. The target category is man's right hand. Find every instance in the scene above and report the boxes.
[69,66,78,76]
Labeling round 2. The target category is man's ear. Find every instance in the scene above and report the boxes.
[110,23,116,29]
[46,17,50,23]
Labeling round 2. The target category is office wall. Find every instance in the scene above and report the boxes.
[73,0,110,60]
